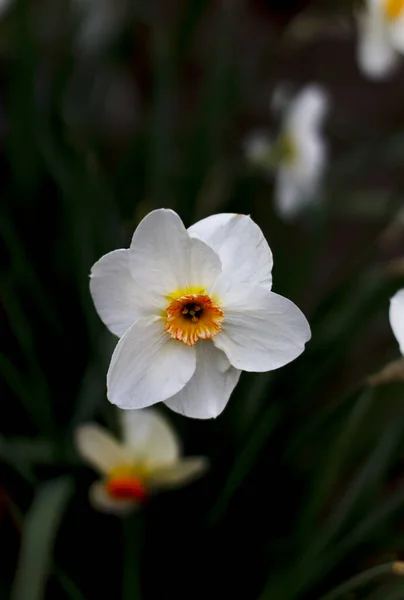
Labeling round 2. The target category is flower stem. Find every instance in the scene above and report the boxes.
[122,514,143,600]
[318,562,404,600]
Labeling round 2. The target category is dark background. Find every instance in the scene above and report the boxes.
[3,0,404,599]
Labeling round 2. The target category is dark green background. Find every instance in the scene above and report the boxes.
[3,0,404,598]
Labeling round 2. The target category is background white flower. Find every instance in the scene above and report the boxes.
[90,209,311,419]
[75,408,208,515]
[274,85,328,220]
[244,85,328,220]
[389,288,404,354]
[357,0,404,79]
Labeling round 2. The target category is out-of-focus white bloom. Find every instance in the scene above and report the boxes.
[389,289,404,354]
[274,85,328,219]
[357,0,404,79]
[75,408,208,515]
[245,85,328,220]
[90,209,311,419]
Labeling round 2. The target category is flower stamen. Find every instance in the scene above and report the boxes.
[165,293,224,346]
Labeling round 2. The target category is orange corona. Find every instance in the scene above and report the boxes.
[384,0,404,20]
[165,293,224,346]
[105,474,148,502]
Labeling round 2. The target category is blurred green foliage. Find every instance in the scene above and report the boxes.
[2,0,404,599]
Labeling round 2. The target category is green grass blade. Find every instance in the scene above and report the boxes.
[11,477,74,600]
[208,401,280,524]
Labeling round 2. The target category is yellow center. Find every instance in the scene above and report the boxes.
[165,292,224,346]
[277,133,297,166]
[384,0,404,20]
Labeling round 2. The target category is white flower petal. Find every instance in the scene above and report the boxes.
[129,209,221,308]
[90,249,141,337]
[148,457,208,489]
[165,341,241,419]
[129,209,190,304]
[275,135,325,219]
[285,85,328,136]
[107,317,196,409]
[89,481,135,515]
[275,167,302,219]
[213,288,311,372]
[121,408,180,466]
[273,84,327,219]
[188,237,223,291]
[389,289,404,354]
[357,6,398,78]
[388,11,404,53]
[188,213,273,290]
[75,424,132,474]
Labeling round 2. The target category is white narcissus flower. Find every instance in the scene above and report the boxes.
[244,85,328,220]
[274,85,328,220]
[75,408,208,514]
[389,289,404,354]
[357,0,404,79]
[90,209,311,419]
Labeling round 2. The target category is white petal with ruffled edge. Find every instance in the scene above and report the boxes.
[148,457,209,489]
[389,289,404,354]
[188,214,273,290]
[121,408,180,466]
[89,481,136,515]
[129,209,222,310]
[165,341,241,419]
[107,317,196,409]
[75,424,133,474]
[213,286,311,372]
[90,249,142,337]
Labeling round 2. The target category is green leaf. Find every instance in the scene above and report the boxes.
[0,436,56,483]
[208,400,280,524]
[11,477,74,600]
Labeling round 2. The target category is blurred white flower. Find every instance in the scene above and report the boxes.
[274,85,328,219]
[75,408,208,515]
[367,288,404,386]
[357,0,404,79]
[90,209,311,418]
[389,289,404,354]
[245,85,328,220]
